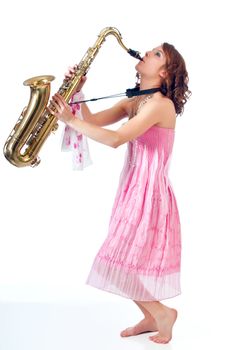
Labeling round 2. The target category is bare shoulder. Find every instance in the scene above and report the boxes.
[152,93,175,112]
[151,93,176,128]
[118,93,176,128]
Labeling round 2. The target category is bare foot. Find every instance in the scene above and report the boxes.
[149,307,178,344]
[120,317,158,337]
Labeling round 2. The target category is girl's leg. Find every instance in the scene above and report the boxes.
[138,301,178,344]
[133,300,155,320]
[94,258,178,343]
[120,270,173,338]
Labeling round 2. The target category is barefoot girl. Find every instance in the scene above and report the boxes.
[49,42,191,344]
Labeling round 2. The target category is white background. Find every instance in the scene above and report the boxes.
[0,0,232,349]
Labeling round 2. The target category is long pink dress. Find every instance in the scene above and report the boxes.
[86,125,182,301]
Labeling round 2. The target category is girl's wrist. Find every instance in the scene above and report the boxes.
[67,113,78,129]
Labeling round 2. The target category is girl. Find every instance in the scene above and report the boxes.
[48,42,191,344]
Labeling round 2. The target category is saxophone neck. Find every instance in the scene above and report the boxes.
[98,27,142,61]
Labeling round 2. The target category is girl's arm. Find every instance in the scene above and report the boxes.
[65,67,128,127]
[80,98,129,127]
[49,93,167,148]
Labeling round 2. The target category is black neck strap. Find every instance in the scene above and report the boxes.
[69,86,163,105]
[126,86,162,98]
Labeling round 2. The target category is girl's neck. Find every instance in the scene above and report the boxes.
[139,77,161,91]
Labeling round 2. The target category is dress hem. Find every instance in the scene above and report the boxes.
[85,281,181,301]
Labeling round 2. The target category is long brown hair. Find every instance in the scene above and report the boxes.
[161,43,191,116]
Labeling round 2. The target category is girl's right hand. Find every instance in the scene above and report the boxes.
[64,64,87,92]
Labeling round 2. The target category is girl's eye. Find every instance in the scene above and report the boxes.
[155,51,161,57]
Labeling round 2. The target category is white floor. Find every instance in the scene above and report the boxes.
[0,296,226,350]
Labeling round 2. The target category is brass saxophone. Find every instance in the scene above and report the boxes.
[3,27,142,167]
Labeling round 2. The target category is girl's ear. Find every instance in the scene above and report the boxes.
[159,69,168,79]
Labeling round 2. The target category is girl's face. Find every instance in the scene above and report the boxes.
[135,45,167,80]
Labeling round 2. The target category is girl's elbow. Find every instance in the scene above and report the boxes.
[111,133,120,148]
[111,140,119,148]
[112,134,126,148]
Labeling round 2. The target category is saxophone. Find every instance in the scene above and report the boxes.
[3,27,142,168]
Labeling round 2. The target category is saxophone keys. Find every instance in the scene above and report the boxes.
[20,106,27,117]
[13,107,27,132]
[31,157,41,167]
[51,122,59,133]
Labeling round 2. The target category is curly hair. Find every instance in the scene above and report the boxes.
[160,42,192,116]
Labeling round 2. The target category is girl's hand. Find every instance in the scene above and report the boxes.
[47,93,75,125]
[64,64,87,93]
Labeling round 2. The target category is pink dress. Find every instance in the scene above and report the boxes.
[86,125,182,301]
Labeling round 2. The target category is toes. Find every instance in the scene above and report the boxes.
[149,335,169,343]
[120,327,133,337]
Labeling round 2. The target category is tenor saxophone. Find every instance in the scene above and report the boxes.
[3,27,142,168]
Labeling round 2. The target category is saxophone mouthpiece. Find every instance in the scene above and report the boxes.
[128,49,143,61]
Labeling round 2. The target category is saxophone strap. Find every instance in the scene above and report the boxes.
[69,86,165,105]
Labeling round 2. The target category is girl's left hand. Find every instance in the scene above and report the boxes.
[47,93,74,124]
